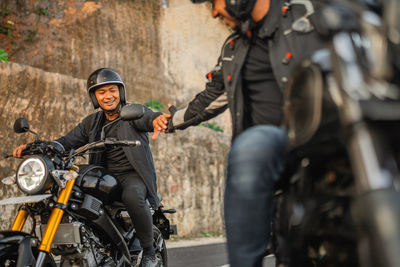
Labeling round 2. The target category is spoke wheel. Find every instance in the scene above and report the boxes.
[153,226,167,267]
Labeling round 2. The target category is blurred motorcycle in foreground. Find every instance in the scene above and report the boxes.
[274,0,400,266]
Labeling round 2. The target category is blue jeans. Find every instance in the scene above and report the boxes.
[225,125,288,267]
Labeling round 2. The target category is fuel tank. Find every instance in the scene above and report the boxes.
[75,165,120,204]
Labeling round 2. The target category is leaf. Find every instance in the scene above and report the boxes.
[0,49,9,62]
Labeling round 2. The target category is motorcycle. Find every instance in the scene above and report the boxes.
[274,0,400,266]
[0,104,176,267]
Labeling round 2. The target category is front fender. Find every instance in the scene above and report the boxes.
[0,231,56,267]
[0,231,36,267]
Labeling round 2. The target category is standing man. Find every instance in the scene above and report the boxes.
[13,68,170,267]
[157,0,324,266]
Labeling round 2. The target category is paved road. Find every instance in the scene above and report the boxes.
[167,242,275,267]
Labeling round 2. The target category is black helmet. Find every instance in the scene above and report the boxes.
[190,0,257,22]
[87,68,127,109]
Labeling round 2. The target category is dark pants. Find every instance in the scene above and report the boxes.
[225,125,288,267]
[116,172,153,249]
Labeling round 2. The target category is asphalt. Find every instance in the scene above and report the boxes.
[166,236,227,249]
[166,237,276,267]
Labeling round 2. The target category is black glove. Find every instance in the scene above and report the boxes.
[166,105,177,133]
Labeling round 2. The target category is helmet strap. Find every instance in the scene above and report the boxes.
[103,103,121,118]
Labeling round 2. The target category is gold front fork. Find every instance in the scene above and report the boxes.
[11,207,29,231]
[38,167,79,253]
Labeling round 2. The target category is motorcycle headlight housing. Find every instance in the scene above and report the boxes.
[16,156,53,194]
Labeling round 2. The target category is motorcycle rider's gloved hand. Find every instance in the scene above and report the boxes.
[165,104,177,133]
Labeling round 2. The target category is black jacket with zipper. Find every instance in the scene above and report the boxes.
[171,0,325,139]
[56,104,162,208]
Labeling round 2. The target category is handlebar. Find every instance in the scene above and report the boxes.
[3,150,31,159]
[3,143,33,159]
[21,150,31,157]
[4,139,141,160]
[72,139,141,158]
[89,140,141,150]
[166,105,177,133]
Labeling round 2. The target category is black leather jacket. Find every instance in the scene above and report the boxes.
[56,104,162,208]
[171,0,324,139]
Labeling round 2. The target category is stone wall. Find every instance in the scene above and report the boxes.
[151,128,230,236]
[0,0,233,236]
[0,61,230,236]
[0,61,91,228]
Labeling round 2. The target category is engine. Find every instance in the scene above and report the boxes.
[35,216,114,267]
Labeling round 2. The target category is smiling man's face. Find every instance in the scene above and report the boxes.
[94,84,120,112]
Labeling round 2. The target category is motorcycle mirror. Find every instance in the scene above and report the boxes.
[100,104,145,140]
[13,118,40,141]
[120,104,145,121]
[13,118,30,133]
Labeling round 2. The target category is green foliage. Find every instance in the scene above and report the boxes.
[198,122,224,133]
[0,4,9,17]
[201,231,214,238]
[35,6,49,16]
[145,99,165,112]
[0,49,9,61]
[24,29,37,42]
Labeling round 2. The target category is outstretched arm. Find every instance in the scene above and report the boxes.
[171,65,228,130]
[131,105,163,132]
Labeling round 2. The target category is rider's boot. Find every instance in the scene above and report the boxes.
[140,255,157,267]
[140,246,157,267]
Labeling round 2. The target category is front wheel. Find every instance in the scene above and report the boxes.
[0,233,56,267]
[0,254,17,267]
[153,226,168,267]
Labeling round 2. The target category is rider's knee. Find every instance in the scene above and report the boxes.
[229,125,287,166]
[122,183,146,205]
[226,126,287,194]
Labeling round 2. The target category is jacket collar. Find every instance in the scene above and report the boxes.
[256,0,281,39]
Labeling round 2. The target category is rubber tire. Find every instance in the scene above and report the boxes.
[153,226,168,267]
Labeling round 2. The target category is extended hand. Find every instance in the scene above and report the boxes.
[152,114,171,140]
[13,144,27,158]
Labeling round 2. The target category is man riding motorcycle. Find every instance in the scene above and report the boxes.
[13,68,171,267]
[160,0,324,266]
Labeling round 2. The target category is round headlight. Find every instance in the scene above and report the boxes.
[16,156,51,194]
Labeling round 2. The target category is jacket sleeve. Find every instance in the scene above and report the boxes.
[171,64,228,130]
[55,116,91,151]
[131,105,162,132]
